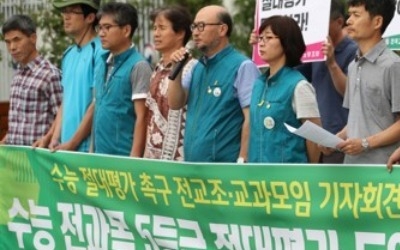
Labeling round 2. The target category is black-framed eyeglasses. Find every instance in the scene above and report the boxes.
[60,9,84,15]
[258,36,279,43]
[95,24,121,33]
[190,22,222,32]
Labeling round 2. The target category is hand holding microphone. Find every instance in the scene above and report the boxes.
[168,41,195,80]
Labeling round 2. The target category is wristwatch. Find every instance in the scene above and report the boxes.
[361,138,369,151]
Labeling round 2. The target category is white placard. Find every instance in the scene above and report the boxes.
[252,0,331,67]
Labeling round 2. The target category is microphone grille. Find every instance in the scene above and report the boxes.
[185,40,195,51]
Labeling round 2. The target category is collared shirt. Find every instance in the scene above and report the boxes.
[105,44,150,101]
[6,56,62,145]
[343,39,400,164]
[60,37,104,152]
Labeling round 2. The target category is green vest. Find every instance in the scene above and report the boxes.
[249,67,308,163]
[185,45,247,162]
[94,47,144,156]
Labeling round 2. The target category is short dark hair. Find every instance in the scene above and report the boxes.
[217,10,233,37]
[348,0,396,34]
[331,0,346,20]
[2,14,36,36]
[81,4,99,28]
[258,15,305,67]
[150,5,192,45]
[97,2,138,38]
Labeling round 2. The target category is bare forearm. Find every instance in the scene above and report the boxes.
[367,119,400,149]
[42,119,57,143]
[0,134,7,144]
[131,119,146,157]
[302,117,321,163]
[306,140,320,163]
[131,100,147,157]
[51,105,63,142]
[337,120,400,156]
[238,108,250,161]
[67,102,94,149]
[337,125,347,140]
[327,61,347,96]
[168,48,191,110]
[168,77,187,110]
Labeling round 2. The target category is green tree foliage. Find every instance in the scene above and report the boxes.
[162,0,253,57]
[0,2,72,67]
[0,2,5,62]
[30,0,160,66]
[162,0,222,20]
[2,0,255,65]
[231,0,255,57]
[32,9,72,67]
[0,0,357,65]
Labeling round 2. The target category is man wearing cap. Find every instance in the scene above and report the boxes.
[34,0,105,152]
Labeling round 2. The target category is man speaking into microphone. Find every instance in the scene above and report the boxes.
[168,5,260,163]
[168,41,194,81]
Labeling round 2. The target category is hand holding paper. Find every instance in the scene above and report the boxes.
[284,121,344,148]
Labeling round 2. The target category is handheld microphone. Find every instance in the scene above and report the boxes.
[168,41,195,80]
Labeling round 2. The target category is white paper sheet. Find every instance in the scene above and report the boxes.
[284,121,343,148]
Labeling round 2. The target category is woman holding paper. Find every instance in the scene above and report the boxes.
[248,15,321,163]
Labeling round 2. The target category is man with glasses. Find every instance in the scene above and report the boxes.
[93,2,151,156]
[168,5,260,163]
[34,0,104,152]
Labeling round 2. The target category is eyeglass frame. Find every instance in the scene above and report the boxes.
[258,35,279,43]
[95,24,121,33]
[190,22,223,32]
[60,8,84,15]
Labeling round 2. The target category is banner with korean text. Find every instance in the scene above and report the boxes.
[1,145,399,249]
[384,0,400,50]
[252,0,331,67]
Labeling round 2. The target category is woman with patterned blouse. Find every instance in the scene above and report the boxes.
[144,6,195,161]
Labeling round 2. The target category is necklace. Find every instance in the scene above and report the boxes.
[257,83,271,109]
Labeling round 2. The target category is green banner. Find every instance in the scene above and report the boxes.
[386,34,400,50]
[1,145,400,249]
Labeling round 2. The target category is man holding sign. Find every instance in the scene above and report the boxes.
[297,0,357,163]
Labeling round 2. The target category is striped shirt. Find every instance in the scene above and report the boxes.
[6,56,62,145]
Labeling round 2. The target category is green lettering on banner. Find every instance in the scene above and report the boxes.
[0,145,399,249]
[386,34,400,50]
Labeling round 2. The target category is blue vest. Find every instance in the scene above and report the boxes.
[94,47,144,156]
[185,45,247,162]
[249,67,307,163]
